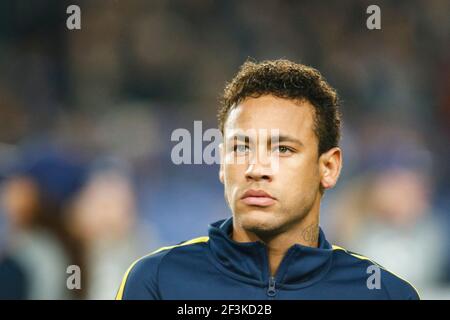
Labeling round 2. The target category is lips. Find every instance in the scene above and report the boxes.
[240,189,276,207]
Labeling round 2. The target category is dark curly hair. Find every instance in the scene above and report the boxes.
[218,59,342,155]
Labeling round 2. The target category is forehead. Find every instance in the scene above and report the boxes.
[224,95,316,142]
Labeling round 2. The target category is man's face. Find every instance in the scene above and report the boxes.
[219,95,324,237]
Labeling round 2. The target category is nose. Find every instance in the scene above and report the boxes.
[245,161,273,182]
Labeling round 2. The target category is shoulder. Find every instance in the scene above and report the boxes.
[115,236,209,300]
[331,244,421,300]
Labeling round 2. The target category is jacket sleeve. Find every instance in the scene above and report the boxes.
[115,252,165,300]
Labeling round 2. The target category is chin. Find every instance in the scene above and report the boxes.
[236,209,285,237]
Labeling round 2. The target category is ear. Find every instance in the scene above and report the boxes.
[219,143,224,184]
[319,147,342,190]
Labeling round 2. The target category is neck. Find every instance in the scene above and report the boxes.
[232,203,321,276]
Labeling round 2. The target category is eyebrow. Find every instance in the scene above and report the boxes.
[227,133,304,147]
[229,134,250,143]
[274,134,304,147]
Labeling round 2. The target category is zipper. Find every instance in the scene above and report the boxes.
[266,276,277,298]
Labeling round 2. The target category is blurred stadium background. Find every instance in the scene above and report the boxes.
[0,0,449,299]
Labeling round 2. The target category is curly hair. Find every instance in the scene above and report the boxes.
[218,59,342,155]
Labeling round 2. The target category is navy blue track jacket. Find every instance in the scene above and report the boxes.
[116,217,420,300]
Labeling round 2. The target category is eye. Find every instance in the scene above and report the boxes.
[233,144,249,154]
[273,145,293,154]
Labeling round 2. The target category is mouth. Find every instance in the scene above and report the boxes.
[240,189,276,207]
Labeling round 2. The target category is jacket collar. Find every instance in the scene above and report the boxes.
[207,217,334,288]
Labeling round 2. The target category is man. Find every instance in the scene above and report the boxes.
[116,59,420,300]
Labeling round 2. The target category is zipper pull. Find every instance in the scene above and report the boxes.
[267,276,277,298]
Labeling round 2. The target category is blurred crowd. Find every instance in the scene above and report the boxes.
[0,0,449,299]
